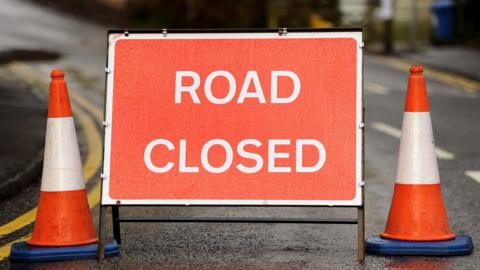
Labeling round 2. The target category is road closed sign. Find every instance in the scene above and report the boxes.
[101,30,363,206]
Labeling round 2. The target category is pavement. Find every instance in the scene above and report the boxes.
[0,0,480,268]
[401,46,480,82]
[0,67,46,201]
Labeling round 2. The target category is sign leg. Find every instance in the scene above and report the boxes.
[97,205,106,261]
[112,205,122,244]
[357,205,365,262]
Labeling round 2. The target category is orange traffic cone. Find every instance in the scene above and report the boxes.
[380,65,454,241]
[27,70,97,246]
[9,70,119,262]
[365,65,472,255]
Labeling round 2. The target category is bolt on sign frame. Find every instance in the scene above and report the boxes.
[98,28,365,261]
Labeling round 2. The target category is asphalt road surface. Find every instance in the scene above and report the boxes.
[0,0,479,269]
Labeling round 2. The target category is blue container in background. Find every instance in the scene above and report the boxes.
[431,0,455,42]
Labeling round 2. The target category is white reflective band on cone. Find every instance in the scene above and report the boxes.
[396,112,440,184]
[41,117,86,191]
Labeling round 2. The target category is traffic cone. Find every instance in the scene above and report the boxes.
[381,64,454,242]
[9,70,119,262]
[365,65,473,256]
[27,70,97,246]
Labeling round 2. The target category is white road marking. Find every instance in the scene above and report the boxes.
[365,81,389,95]
[371,122,401,138]
[466,171,480,184]
[434,148,455,160]
[371,121,455,160]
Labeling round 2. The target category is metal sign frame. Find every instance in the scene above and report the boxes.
[98,28,365,261]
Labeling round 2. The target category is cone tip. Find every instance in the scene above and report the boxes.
[48,69,72,117]
[405,64,429,112]
[51,70,64,79]
[409,65,424,74]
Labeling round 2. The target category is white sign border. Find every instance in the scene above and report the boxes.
[101,30,363,206]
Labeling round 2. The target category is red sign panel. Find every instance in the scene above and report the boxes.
[102,31,363,205]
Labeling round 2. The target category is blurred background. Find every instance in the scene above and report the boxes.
[32,0,480,53]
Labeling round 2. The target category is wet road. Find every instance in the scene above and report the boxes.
[0,0,479,269]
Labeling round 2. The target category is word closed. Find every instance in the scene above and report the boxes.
[144,139,326,174]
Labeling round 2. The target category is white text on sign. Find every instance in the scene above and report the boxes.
[144,139,327,174]
[144,70,327,175]
[175,70,301,104]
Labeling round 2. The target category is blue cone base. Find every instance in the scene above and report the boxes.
[9,241,119,262]
[366,235,473,256]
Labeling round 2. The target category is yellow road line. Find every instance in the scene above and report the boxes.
[6,62,50,94]
[0,104,102,235]
[0,62,104,260]
[6,61,104,119]
[0,181,101,261]
[0,209,36,240]
[6,61,104,181]
[0,103,101,238]
[371,56,480,93]
[0,180,100,261]
[6,62,103,182]
[70,91,103,122]
[0,180,101,262]
[88,183,101,208]
[0,234,32,260]
[75,104,103,182]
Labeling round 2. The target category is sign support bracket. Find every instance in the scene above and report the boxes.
[100,204,365,262]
